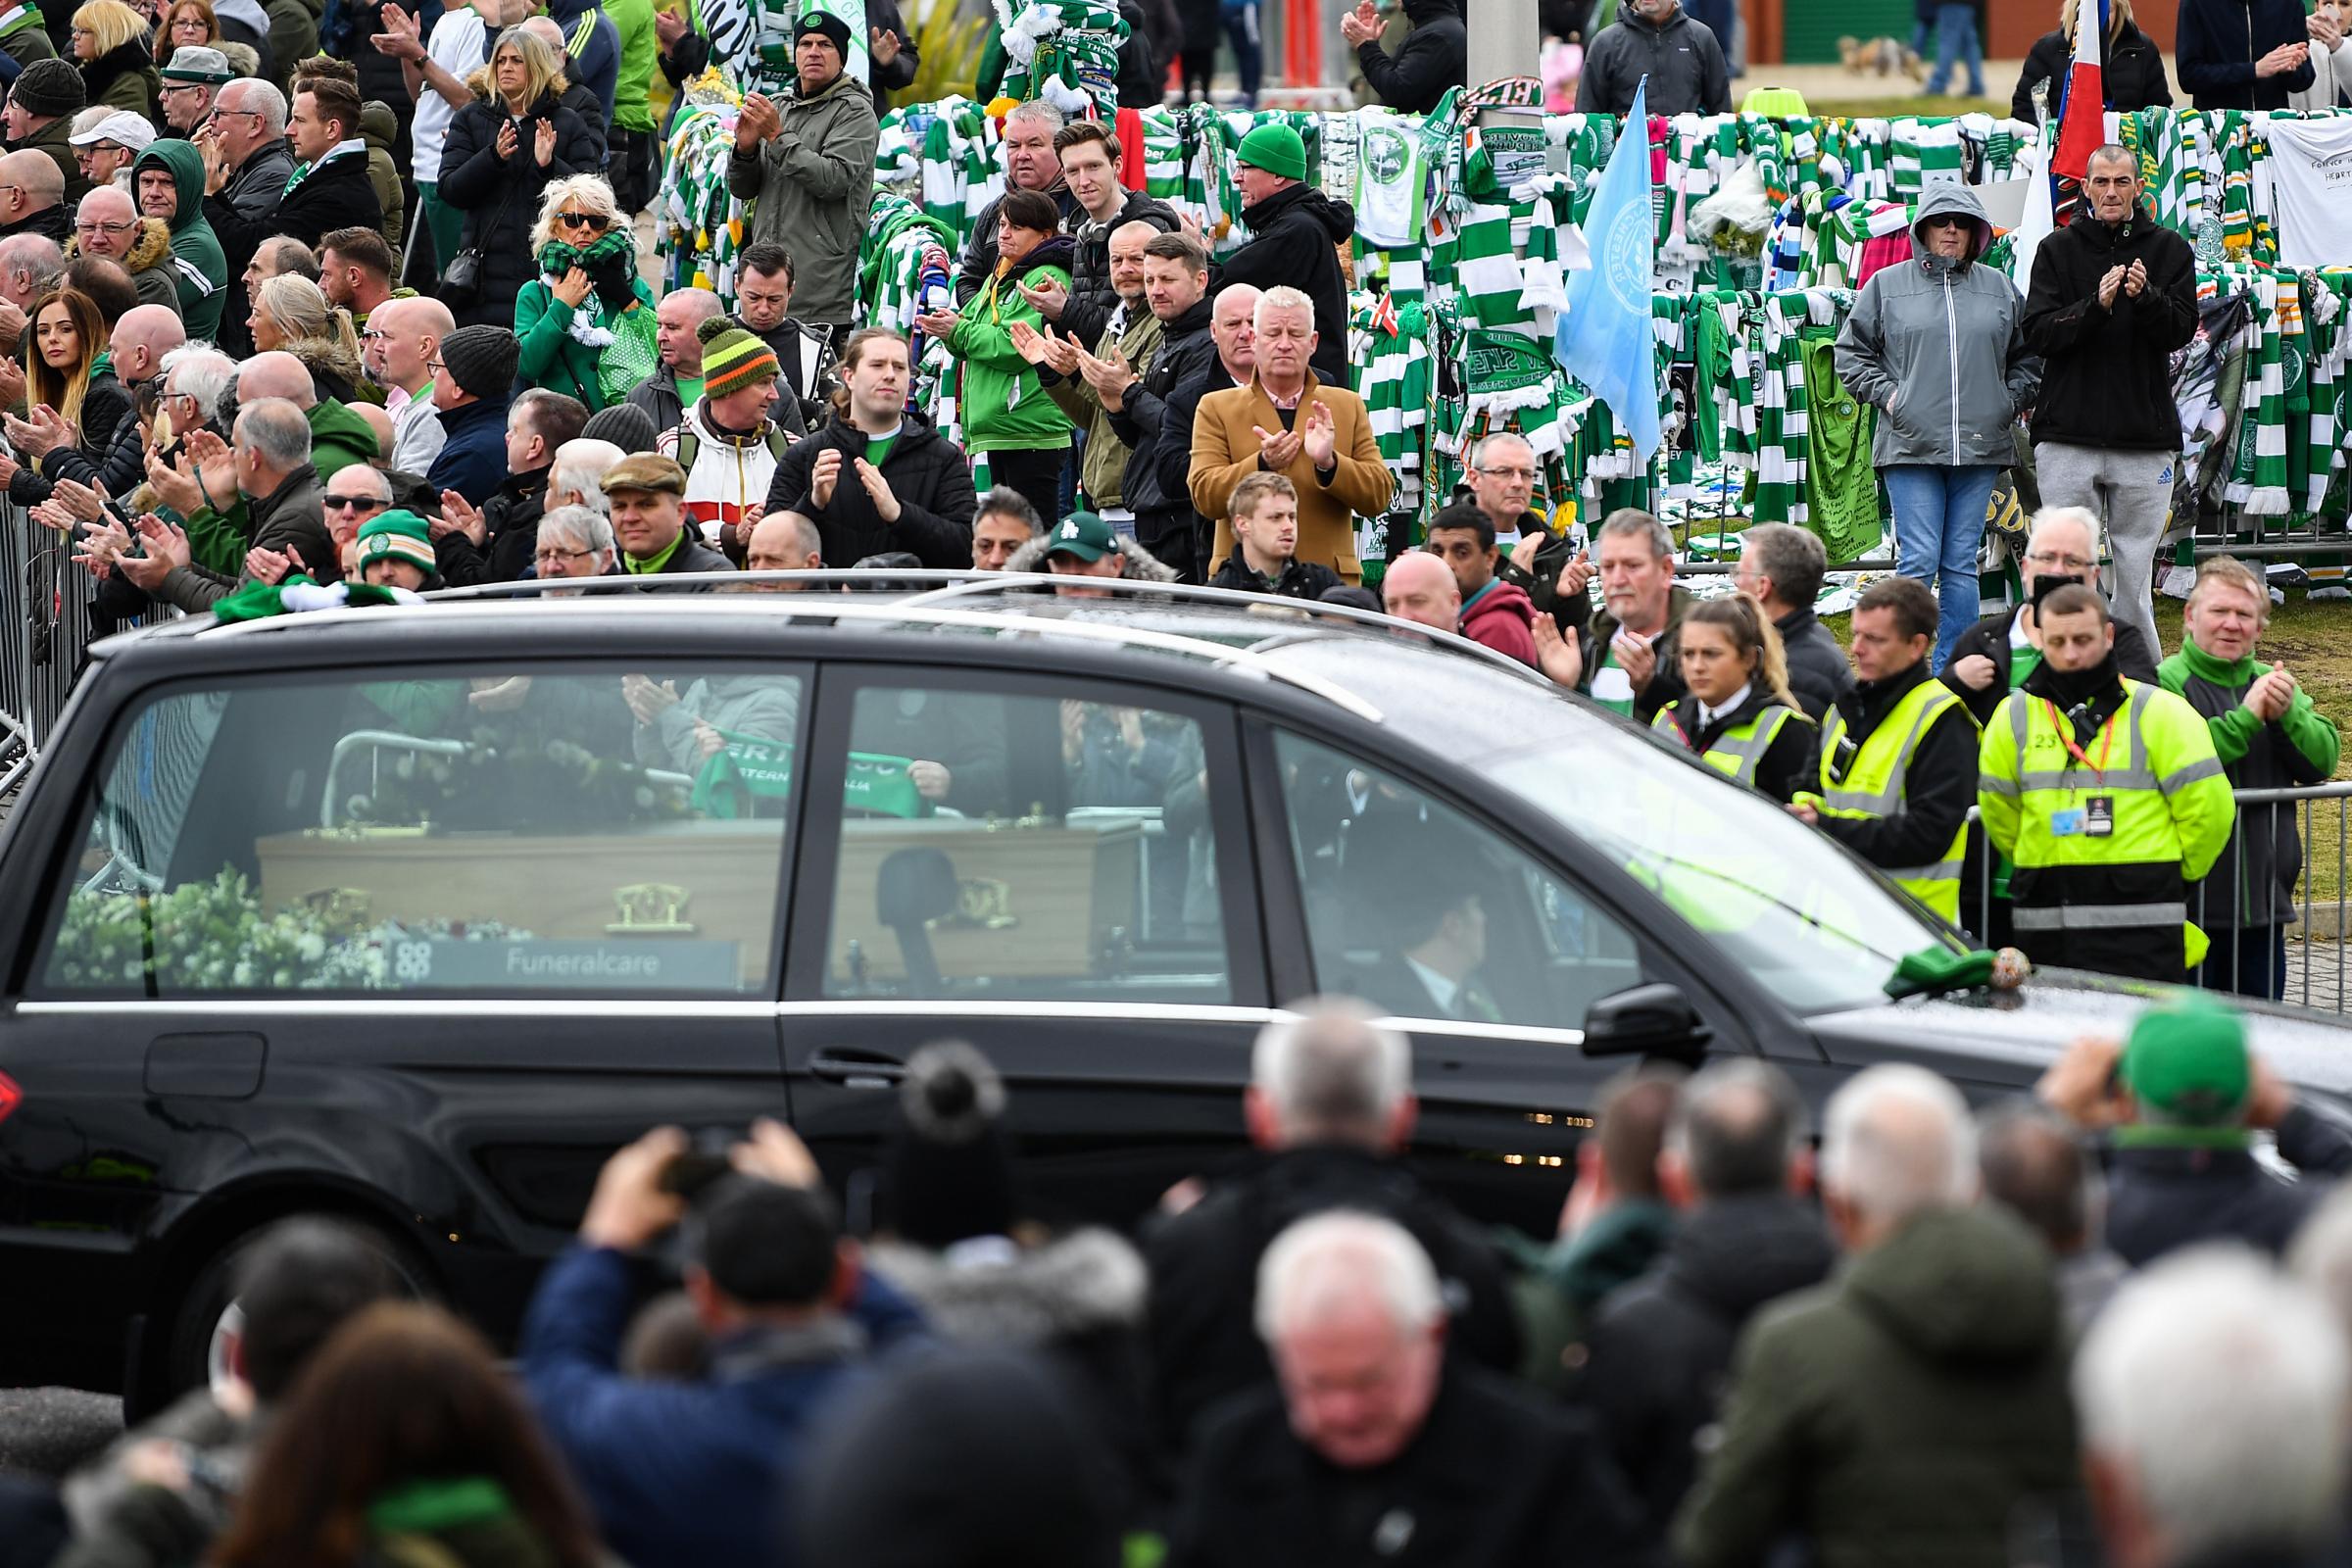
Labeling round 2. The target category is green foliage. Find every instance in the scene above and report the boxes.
[895,0,993,106]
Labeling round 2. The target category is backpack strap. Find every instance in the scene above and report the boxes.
[674,426,699,472]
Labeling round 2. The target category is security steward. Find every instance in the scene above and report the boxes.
[1978,582,2234,984]
[1789,577,1981,927]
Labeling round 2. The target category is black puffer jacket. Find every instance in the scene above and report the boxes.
[1581,1193,1836,1537]
[432,467,549,586]
[435,91,606,328]
[765,411,976,568]
[1141,1143,1520,1456]
[1059,188,1179,351]
[2011,21,2172,123]
[1213,181,1356,386]
[1356,0,1466,114]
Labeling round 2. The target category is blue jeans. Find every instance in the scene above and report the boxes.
[1885,464,1998,671]
[1223,2,1262,104]
[1925,2,1984,94]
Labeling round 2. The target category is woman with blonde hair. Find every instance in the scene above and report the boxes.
[434,25,604,328]
[2011,0,2173,122]
[154,0,219,63]
[251,272,365,402]
[71,0,161,117]
[1648,593,1815,803]
[514,173,655,411]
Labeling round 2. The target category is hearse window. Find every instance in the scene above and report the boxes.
[37,667,804,997]
[1273,732,1646,1028]
[820,686,1230,1003]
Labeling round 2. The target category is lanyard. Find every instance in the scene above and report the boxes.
[2042,699,2118,790]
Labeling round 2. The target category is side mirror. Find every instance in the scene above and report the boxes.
[1582,982,1712,1064]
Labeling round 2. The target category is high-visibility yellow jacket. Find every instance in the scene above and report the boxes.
[1799,676,1979,924]
[1979,676,2234,973]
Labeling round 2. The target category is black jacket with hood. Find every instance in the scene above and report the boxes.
[1778,605,1855,720]
[2022,199,2198,451]
[1575,0,1732,116]
[1356,0,1465,114]
[1580,1192,1836,1538]
[1212,181,1356,386]
[766,410,976,568]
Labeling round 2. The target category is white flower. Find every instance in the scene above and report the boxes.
[296,933,326,961]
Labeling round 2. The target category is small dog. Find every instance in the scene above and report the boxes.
[1838,34,1926,77]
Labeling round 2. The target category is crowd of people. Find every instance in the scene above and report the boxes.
[7,998,2352,1568]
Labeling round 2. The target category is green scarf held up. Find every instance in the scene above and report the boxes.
[0,3,44,37]
[536,227,638,281]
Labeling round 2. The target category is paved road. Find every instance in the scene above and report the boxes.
[0,1388,121,1480]
[2287,939,2350,1014]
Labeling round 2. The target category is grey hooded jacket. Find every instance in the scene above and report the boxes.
[1833,183,2040,469]
[1575,0,1732,116]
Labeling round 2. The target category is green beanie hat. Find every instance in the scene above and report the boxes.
[357,509,436,574]
[1235,122,1307,183]
[2122,996,2251,1127]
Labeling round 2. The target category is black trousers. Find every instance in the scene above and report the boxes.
[987,446,1069,536]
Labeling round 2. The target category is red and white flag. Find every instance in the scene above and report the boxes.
[2051,0,2108,184]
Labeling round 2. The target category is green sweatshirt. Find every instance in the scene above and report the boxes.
[2159,640,2340,773]
[605,0,658,132]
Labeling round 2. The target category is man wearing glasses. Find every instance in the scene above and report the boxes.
[319,466,395,579]
[69,186,178,315]
[194,78,293,356]
[1940,506,2160,731]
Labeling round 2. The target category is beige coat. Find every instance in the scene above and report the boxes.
[1187,371,1393,582]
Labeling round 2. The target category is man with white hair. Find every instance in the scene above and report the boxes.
[148,398,336,612]
[1188,285,1393,584]
[1675,1063,2076,1568]
[2078,1249,2348,1568]
[954,98,1073,304]
[72,186,179,316]
[1143,1000,1518,1455]
[1940,505,2160,730]
[546,437,622,514]
[1167,1210,1644,1567]
[531,505,618,590]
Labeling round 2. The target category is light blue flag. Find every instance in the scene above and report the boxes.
[1553,79,1660,465]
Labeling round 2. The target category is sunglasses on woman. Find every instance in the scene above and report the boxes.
[556,211,611,234]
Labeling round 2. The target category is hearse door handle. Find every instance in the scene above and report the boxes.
[808,1049,906,1090]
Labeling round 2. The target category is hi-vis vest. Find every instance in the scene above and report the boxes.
[1807,680,1976,924]
[1651,701,1794,791]
[1977,678,2235,957]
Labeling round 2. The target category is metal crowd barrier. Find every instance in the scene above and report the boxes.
[1969,782,2352,1012]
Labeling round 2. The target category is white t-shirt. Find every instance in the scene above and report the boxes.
[414,4,487,185]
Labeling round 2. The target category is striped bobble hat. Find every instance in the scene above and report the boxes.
[696,316,780,401]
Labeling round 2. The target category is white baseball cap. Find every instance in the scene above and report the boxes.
[69,111,157,151]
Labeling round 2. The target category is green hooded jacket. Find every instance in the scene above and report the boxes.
[604,0,657,132]
[132,141,226,341]
[309,399,381,478]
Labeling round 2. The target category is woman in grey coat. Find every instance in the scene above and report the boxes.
[1834,183,2039,671]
